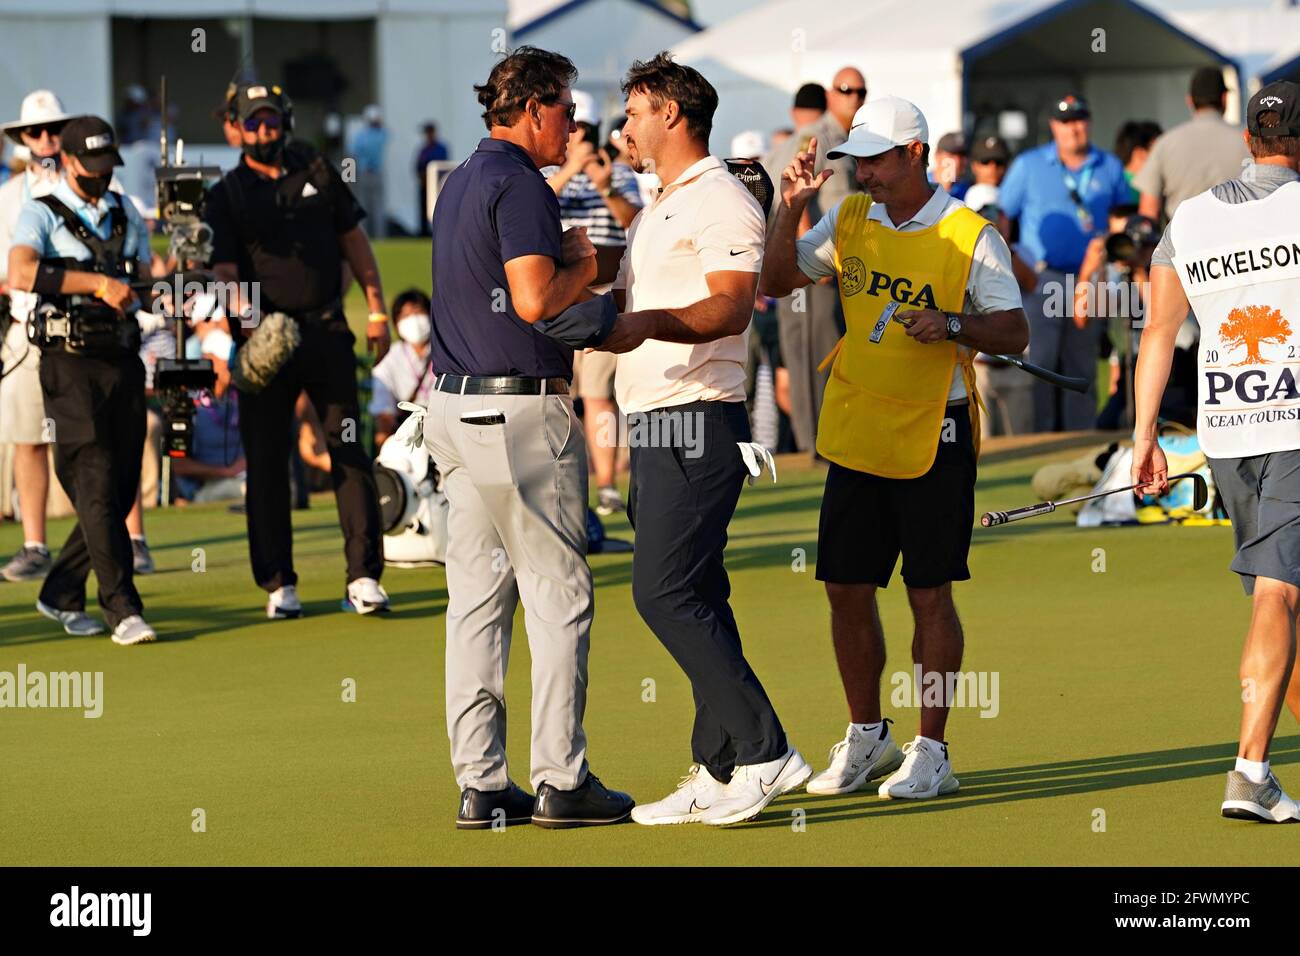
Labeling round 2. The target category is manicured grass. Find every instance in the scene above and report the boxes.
[1,445,1295,866]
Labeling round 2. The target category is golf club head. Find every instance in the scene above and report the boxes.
[1170,472,1209,512]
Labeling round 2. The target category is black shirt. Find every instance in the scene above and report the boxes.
[429,138,572,378]
[206,142,364,315]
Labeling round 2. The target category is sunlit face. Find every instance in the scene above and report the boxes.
[621,89,668,175]
[21,123,61,161]
[854,144,918,201]
[534,87,577,168]
[828,69,867,128]
[1051,116,1090,154]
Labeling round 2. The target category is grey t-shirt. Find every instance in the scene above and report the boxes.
[1152,162,1300,268]
[1132,110,1250,219]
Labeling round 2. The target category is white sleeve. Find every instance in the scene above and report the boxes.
[967,223,1024,314]
[794,200,842,282]
[694,179,764,274]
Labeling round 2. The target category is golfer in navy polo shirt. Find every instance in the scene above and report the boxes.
[423,46,635,830]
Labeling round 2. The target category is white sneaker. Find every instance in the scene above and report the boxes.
[700,749,813,827]
[111,615,157,646]
[36,600,105,636]
[344,577,390,615]
[878,736,959,800]
[631,764,728,826]
[807,720,904,795]
[267,585,302,620]
[1222,770,1300,823]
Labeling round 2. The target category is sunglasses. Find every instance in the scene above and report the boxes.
[242,114,283,132]
[835,85,868,97]
[553,100,577,122]
[22,123,61,139]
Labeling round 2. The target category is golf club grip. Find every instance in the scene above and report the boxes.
[981,502,1056,527]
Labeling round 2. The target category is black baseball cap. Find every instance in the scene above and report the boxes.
[1123,214,1160,247]
[971,135,1010,163]
[936,131,968,155]
[234,83,288,122]
[794,83,827,112]
[1189,66,1229,101]
[59,115,123,173]
[1247,80,1300,137]
[1053,94,1090,121]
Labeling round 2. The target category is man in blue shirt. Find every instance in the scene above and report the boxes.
[999,94,1132,431]
[349,104,389,238]
[414,122,449,236]
[6,116,156,645]
[422,45,634,830]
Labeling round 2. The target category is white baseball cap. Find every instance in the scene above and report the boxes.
[571,90,599,127]
[363,103,383,123]
[730,129,768,160]
[2,90,75,144]
[827,97,928,159]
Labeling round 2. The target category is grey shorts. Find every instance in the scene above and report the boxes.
[1208,451,1300,595]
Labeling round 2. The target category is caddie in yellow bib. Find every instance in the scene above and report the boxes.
[758,96,1029,800]
[817,191,988,478]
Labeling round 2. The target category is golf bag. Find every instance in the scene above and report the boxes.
[375,402,448,567]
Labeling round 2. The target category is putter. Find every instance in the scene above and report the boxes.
[981,472,1209,527]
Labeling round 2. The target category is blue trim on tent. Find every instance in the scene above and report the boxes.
[515,0,703,39]
[1262,51,1300,85]
[960,0,1235,69]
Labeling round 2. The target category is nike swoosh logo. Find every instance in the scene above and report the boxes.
[664,214,676,220]
[730,250,745,256]
[688,798,710,813]
[759,755,791,795]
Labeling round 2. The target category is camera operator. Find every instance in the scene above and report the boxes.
[205,83,391,619]
[6,116,156,645]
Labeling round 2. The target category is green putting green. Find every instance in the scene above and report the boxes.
[1,445,1295,866]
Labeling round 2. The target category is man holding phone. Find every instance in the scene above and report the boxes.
[423,46,635,830]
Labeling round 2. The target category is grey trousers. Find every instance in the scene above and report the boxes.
[422,386,592,792]
[1025,268,1100,432]
[777,280,845,453]
[355,170,387,238]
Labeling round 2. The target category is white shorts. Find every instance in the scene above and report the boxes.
[0,319,48,445]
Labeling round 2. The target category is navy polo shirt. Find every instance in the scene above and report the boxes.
[429,137,572,378]
[999,142,1131,273]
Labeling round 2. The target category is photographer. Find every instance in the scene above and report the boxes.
[6,116,156,645]
[205,83,390,620]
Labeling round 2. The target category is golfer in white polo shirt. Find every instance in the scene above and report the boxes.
[595,53,810,827]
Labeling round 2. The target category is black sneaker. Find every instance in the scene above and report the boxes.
[456,782,536,830]
[532,772,635,828]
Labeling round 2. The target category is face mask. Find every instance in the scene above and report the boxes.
[397,313,431,345]
[75,172,111,199]
[244,137,285,165]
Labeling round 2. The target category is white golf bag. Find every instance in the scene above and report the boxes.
[375,402,449,567]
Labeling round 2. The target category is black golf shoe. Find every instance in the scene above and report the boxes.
[456,782,536,830]
[531,772,635,828]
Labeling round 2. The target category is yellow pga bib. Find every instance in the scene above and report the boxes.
[815,194,987,478]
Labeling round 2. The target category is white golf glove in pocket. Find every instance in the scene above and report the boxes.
[395,401,428,452]
[737,442,777,485]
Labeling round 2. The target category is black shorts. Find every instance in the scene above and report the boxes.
[816,404,976,588]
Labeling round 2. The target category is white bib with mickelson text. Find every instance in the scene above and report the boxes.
[1172,181,1300,458]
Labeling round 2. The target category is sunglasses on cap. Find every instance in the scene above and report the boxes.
[834,84,867,97]
[242,114,283,132]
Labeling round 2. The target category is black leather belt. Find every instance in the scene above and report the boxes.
[435,373,569,396]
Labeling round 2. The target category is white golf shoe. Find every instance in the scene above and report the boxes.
[631,764,728,826]
[344,577,390,615]
[266,585,302,620]
[111,615,157,646]
[878,736,960,800]
[1221,770,1300,823]
[701,749,813,826]
[807,719,904,795]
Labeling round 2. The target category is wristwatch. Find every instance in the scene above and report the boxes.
[944,312,963,340]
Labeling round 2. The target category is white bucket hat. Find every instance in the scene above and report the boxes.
[2,89,75,144]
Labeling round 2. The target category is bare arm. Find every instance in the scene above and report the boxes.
[504,236,597,325]
[1138,193,1161,222]
[599,270,757,352]
[1130,264,1187,495]
[758,136,832,298]
[8,244,133,309]
[896,306,1029,355]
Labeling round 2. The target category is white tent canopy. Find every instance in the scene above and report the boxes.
[673,0,1238,159]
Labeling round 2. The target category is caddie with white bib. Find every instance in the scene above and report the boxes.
[759,97,1028,803]
[1133,79,1300,824]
